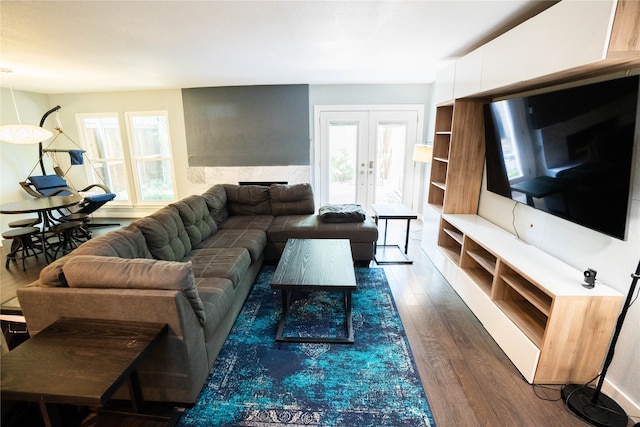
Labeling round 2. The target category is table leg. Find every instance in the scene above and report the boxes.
[275,290,292,342]
[404,219,411,255]
[127,370,144,413]
[38,401,61,427]
[344,290,353,343]
[383,218,389,245]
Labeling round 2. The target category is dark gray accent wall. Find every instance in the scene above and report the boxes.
[182,84,310,166]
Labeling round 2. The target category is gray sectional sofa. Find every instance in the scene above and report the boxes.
[16,183,378,404]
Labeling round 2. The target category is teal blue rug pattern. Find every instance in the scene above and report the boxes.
[178,266,435,427]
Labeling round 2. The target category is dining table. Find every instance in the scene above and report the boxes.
[0,195,83,264]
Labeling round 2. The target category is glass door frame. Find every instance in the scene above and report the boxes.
[313,104,424,211]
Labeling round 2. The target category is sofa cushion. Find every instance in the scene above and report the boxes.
[134,206,192,261]
[62,255,206,325]
[184,248,251,289]
[218,215,274,232]
[194,277,235,344]
[39,226,152,287]
[269,183,315,215]
[267,214,379,242]
[172,195,218,247]
[202,184,229,227]
[223,184,271,215]
[195,229,267,262]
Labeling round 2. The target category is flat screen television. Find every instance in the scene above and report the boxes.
[484,74,639,240]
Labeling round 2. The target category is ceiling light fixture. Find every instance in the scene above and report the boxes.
[0,68,53,144]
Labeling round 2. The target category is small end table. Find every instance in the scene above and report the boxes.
[1,317,168,427]
[371,203,418,265]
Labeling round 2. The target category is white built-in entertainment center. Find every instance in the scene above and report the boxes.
[422,0,639,385]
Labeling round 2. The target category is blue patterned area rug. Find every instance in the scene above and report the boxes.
[177,266,436,427]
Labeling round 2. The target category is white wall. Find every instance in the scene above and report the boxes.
[2,84,433,221]
[0,88,52,232]
[309,84,432,142]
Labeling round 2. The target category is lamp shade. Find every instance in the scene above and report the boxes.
[0,124,53,145]
[412,144,433,163]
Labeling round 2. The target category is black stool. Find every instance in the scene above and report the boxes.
[48,221,83,259]
[7,218,41,254]
[2,227,41,271]
[59,213,91,241]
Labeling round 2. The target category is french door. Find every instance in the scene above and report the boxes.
[316,106,422,211]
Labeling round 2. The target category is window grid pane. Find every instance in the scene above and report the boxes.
[79,115,129,202]
[127,112,175,202]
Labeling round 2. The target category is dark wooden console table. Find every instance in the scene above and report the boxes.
[1,317,168,427]
[371,203,418,264]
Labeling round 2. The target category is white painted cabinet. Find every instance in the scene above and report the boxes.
[478,0,618,93]
[433,62,455,105]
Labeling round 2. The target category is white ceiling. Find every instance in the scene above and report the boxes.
[0,1,554,94]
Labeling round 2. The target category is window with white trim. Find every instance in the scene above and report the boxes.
[77,111,176,206]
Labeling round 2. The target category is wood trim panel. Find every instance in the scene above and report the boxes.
[608,0,640,57]
[442,101,486,215]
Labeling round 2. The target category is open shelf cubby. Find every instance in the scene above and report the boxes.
[461,237,497,296]
[438,218,463,264]
[493,264,551,347]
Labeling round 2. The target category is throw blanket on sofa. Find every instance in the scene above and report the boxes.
[318,204,367,223]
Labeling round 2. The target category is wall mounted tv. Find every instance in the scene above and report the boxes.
[484,74,639,240]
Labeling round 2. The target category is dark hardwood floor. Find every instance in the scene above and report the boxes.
[1,219,628,426]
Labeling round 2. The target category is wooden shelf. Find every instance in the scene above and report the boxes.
[433,156,449,163]
[467,249,496,274]
[432,181,446,191]
[500,274,551,317]
[441,246,461,264]
[443,228,463,245]
[464,268,493,296]
[495,298,546,348]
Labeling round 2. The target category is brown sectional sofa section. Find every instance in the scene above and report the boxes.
[17,183,378,404]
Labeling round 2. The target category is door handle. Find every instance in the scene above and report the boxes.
[369,161,374,169]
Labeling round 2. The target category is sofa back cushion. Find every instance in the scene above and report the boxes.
[202,184,229,226]
[223,184,271,215]
[171,195,218,247]
[39,225,152,287]
[63,255,205,326]
[269,183,315,215]
[134,205,192,261]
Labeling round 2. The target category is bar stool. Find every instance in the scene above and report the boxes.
[59,212,91,242]
[8,217,41,228]
[48,220,84,259]
[2,226,41,271]
[7,217,41,253]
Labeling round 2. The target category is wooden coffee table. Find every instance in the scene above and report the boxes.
[270,239,357,344]
[1,317,168,427]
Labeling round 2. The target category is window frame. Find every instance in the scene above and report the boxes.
[76,110,177,208]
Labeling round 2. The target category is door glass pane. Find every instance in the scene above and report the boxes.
[328,123,358,204]
[376,123,407,204]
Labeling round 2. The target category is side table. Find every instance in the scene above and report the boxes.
[1,317,168,427]
[371,203,418,264]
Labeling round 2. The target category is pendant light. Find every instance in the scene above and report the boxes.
[0,68,53,144]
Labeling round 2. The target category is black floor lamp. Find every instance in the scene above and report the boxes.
[561,259,640,427]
